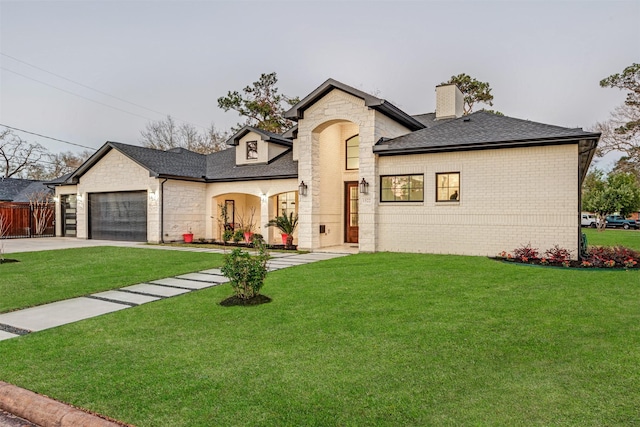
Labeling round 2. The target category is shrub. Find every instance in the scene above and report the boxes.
[544,245,572,264]
[222,229,233,243]
[220,240,269,300]
[232,229,244,243]
[513,243,539,262]
[585,246,640,268]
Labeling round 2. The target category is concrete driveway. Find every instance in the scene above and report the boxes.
[2,237,143,254]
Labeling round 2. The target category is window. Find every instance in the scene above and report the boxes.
[246,141,258,160]
[277,191,297,217]
[436,172,460,202]
[346,135,359,170]
[380,174,424,202]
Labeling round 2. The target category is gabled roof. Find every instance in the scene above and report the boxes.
[63,141,297,184]
[374,111,600,155]
[226,126,292,147]
[285,78,425,132]
[0,178,51,202]
[205,147,298,182]
[69,142,207,182]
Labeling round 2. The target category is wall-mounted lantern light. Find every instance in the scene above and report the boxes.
[359,178,369,194]
[298,181,308,196]
[260,193,268,203]
[148,190,158,201]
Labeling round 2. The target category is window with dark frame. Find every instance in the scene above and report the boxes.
[380,174,424,202]
[246,141,258,160]
[436,172,460,202]
[346,135,359,170]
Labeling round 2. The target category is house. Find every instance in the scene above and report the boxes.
[0,178,51,202]
[53,79,600,257]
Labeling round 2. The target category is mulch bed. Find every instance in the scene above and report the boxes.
[220,294,272,307]
[492,257,639,269]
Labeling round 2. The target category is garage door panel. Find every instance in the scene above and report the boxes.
[89,192,147,241]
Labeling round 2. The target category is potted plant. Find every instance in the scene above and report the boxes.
[237,206,257,244]
[183,227,194,243]
[266,212,298,248]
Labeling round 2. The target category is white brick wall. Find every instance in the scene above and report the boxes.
[377,144,580,257]
[73,149,159,241]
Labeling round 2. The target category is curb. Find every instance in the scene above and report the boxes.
[0,381,126,427]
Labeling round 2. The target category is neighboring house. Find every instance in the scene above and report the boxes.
[0,178,52,202]
[52,79,600,257]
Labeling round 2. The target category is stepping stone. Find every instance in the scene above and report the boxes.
[176,273,229,283]
[200,268,223,275]
[0,330,19,341]
[150,277,216,290]
[92,290,160,305]
[121,284,191,297]
[0,297,129,332]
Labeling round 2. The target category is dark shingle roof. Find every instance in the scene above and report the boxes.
[226,126,292,147]
[205,147,297,181]
[286,78,425,132]
[109,142,207,178]
[66,141,297,184]
[0,178,50,201]
[375,111,600,154]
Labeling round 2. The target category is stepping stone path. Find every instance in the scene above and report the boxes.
[0,251,349,341]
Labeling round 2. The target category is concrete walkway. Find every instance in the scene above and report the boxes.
[0,249,349,341]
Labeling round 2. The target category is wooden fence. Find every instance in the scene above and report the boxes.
[0,202,55,239]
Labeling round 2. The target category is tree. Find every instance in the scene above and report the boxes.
[582,169,640,230]
[140,116,227,154]
[444,73,494,115]
[24,150,92,180]
[217,72,300,134]
[595,63,640,174]
[0,128,47,178]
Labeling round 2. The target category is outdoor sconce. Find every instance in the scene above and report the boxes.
[298,181,308,196]
[359,178,369,194]
[260,193,268,203]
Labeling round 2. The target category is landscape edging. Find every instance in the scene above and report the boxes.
[0,381,124,427]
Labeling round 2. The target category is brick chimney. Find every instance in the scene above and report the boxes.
[435,84,464,119]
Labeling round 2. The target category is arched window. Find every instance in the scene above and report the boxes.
[346,135,359,170]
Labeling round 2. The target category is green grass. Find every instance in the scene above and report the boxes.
[583,227,640,251]
[1,252,638,426]
[0,247,223,313]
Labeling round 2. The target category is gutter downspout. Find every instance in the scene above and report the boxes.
[160,178,168,243]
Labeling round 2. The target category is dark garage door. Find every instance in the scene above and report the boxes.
[89,191,147,241]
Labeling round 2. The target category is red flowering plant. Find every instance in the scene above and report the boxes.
[512,243,539,263]
[496,244,640,269]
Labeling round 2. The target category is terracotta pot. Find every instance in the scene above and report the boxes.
[244,232,254,243]
[183,233,194,243]
[281,233,289,245]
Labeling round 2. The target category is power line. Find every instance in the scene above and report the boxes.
[0,52,209,129]
[1,67,160,122]
[0,123,96,150]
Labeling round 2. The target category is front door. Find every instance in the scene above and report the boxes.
[61,194,77,237]
[345,182,359,243]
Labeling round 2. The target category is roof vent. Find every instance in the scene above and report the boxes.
[463,117,471,122]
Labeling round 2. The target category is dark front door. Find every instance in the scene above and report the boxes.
[345,182,359,243]
[61,194,77,237]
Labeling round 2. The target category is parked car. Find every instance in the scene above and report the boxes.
[605,215,639,230]
[581,213,597,228]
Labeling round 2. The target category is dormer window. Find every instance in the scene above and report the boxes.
[247,141,258,160]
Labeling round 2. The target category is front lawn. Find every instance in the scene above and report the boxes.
[0,247,223,313]
[583,227,640,250]
[0,253,638,426]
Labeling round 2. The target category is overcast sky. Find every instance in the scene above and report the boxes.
[1,0,638,169]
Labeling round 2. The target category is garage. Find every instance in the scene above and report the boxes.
[88,191,147,241]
